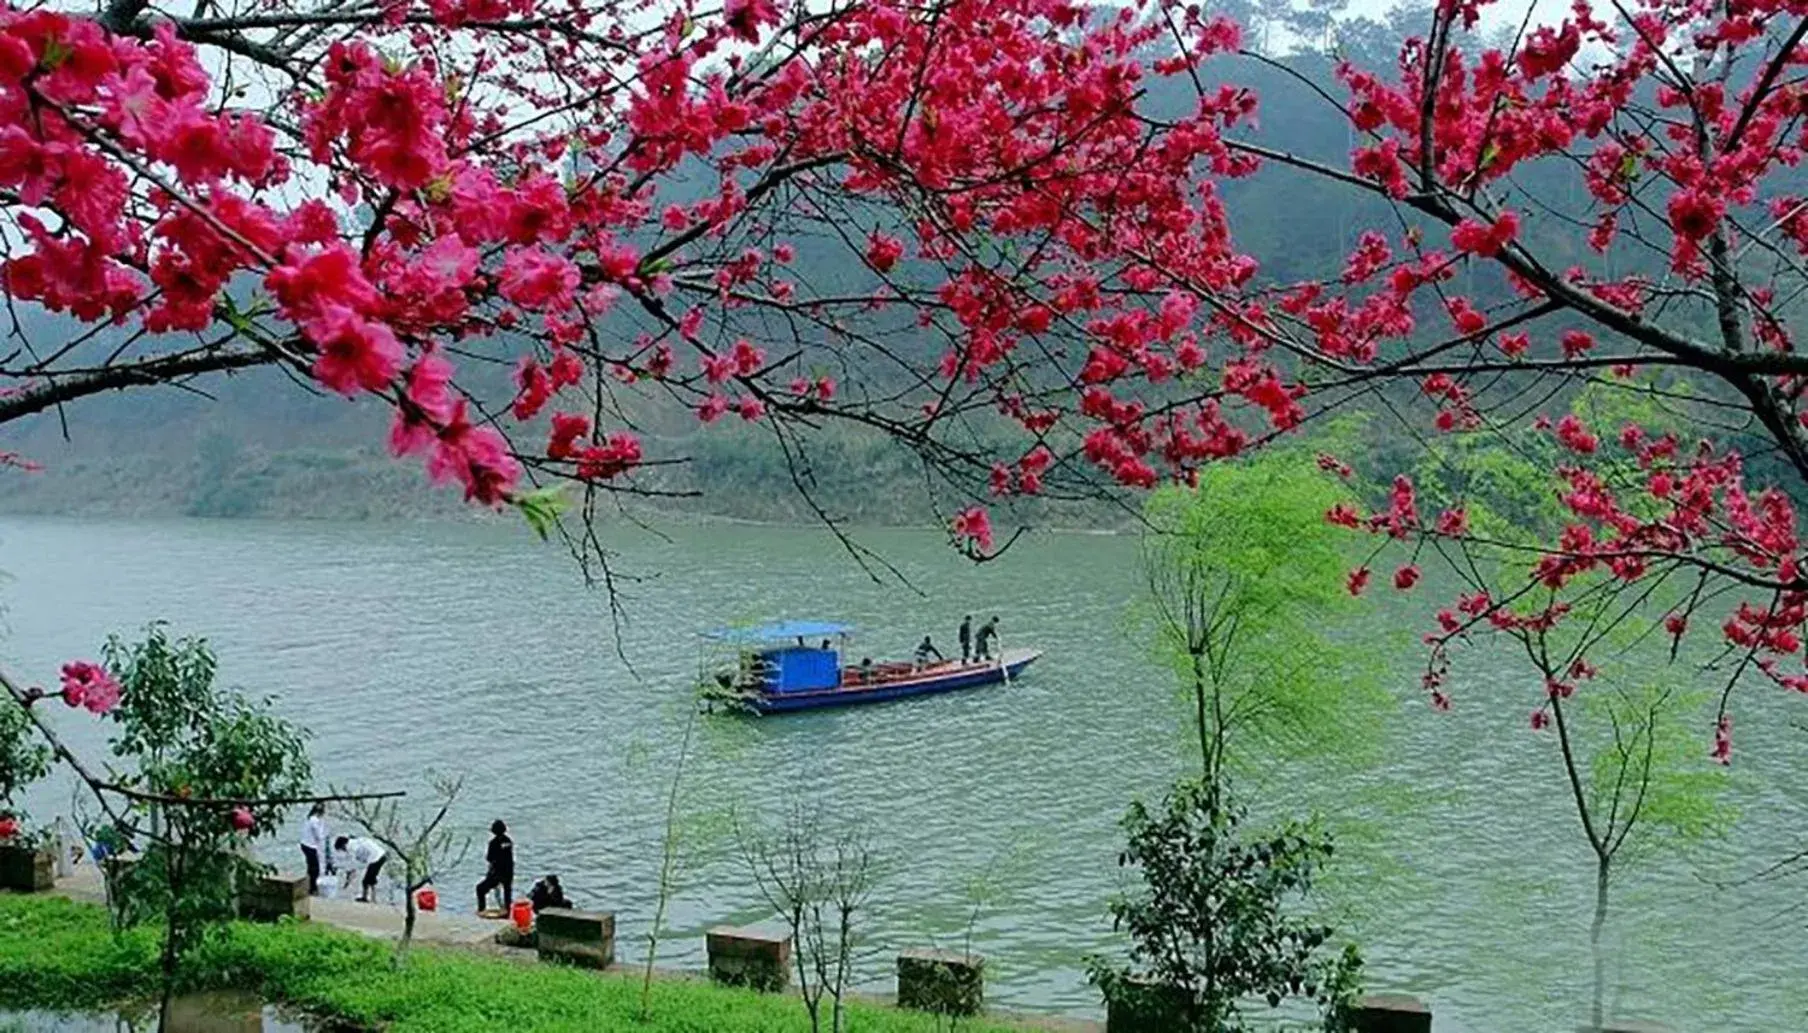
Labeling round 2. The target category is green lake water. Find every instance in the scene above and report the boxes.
[4,515,1806,1031]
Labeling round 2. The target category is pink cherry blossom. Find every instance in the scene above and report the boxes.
[59,661,121,715]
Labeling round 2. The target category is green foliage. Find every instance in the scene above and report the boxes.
[0,895,1041,1033]
[0,700,49,830]
[1577,681,1734,868]
[1409,373,1711,553]
[1411,426,1566,546]
[1137,450,1392,783]
[101,624,311,838]
[1087,780,1362,1033]
[94,625,311,967]
[515,484,571,541]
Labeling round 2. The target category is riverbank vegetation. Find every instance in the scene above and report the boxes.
[1084,454,1379,1031]
[0,895,1054,1033]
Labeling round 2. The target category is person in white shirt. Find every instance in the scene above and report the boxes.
[299,804,332,896]
[332,835,387,903]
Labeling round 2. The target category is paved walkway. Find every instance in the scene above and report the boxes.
[52,862,502,947]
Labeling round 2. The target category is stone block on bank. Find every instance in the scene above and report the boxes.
[896,949,984,1016]
[1349,993,1432,1033]
[706,925,790,992]
[238,873,310,922]
[535,908,614,969]
[1104,979,1191,1033]
[0,845,53,893]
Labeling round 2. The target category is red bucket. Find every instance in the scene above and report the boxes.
[510,899,533,932]
[415,887,438,912]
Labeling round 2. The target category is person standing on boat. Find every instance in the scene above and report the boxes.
[975,617,999,661]
[332,835,386,903]
[300,803,332,896]
[957,616,973,663]
[914,635,944,668]
[477,819,515,912]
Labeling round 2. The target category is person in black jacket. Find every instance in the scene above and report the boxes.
[914,635,944,669]
[476,819,515,912]
[975,616,999,661]
[957,615,973,663]
[530,874,571,913]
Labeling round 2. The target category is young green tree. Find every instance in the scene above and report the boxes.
[340,773,469,964]
[1096,450,1388,1030]
[0,700,50,844]
[641,707,699,1022]
[1413,387,1734,1029]
[1138,450,1391,800]
[97,625,314,1027]
[1538,673,1732,1031]
[1089,780,1364,1033]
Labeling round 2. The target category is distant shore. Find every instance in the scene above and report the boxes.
[0,489,1135,538]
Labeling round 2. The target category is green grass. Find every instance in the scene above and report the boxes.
[0,895,1037,1032]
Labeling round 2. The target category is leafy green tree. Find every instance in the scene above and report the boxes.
[1088,779,1363,1032]
[1138,450,1391,798]
[0,700,50,842]
[95,624,312,1026]
[1100,450,1383,1030]
[1558,678,1732,1031]
[1410,385,1735,1029]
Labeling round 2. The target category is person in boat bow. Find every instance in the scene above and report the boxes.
[914,635,944,669]
[958,615,972,663]
[975,616,999,661]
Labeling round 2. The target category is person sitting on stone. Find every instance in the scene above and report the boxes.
[530,873,572,913]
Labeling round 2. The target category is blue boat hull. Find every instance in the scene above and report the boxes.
[746,650,1040,714]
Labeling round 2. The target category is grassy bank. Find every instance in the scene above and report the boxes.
[0,896,1045,1032]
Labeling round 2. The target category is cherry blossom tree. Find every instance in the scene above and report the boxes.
[4,0,1808,759]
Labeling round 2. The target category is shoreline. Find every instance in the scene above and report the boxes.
[41,864,1104,1031]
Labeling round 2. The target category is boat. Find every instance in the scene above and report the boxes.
[696,620,1040,715]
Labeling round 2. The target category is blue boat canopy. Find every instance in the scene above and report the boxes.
[701,620,854,645]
